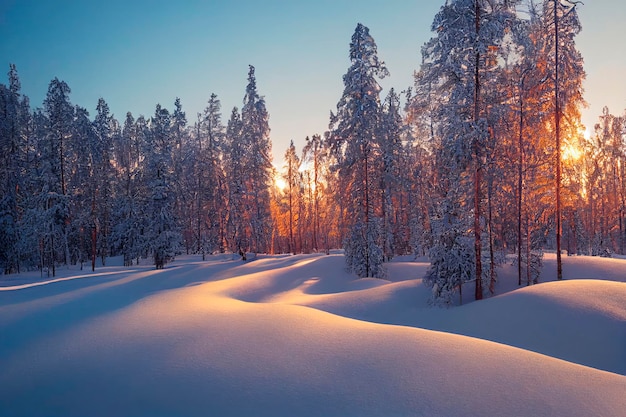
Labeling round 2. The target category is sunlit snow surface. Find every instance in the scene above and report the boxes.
[0,253,624,416]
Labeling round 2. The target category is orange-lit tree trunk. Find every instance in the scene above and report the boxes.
[518,83,524,286]
[554,0,563,280]
[474,0,483,300]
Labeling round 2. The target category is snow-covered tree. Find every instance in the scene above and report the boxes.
[377,88,405,260]
[144,103,181,268]
[241,65,273,254]
[416,0,516,300]
[191,93,226,258]
[111,113,147,266]
[36,78,76,274]
[0,65,27,273]
[224,106,246,255]
[424,199,474,305]
[496,4,552,286]
[283,139,301,254]
[301,134,326,252]
[69,104,96,269]
[203,94,227,254]
[222,67,273,257]
[171,97,188,250]
[91,98,117,266]
[539,0,586,279]
[329,23,389,277]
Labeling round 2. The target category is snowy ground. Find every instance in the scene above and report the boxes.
[0,253,624,416]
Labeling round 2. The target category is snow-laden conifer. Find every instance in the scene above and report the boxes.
[329,23,388,277]
[416,0,516,300]
[144,104,181,268]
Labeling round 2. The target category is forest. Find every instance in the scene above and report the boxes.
[1,0,624,305]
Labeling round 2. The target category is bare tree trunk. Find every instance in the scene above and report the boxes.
[620,157,626,254]
[91,192,97,272]
[518,78,524,286]
[474,0,483,300]
[313,150,319,251]
[554,0,563,279]
[526,211,531,285]
[364,142,371,277]
[488,172,496,294]
[288,167,294,254]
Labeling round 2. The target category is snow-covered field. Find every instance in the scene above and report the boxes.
[1,253,624,416]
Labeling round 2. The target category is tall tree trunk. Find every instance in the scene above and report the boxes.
[620,157,626,254]
[288,170,294,254]
[488,169,496,294]
[518,84,524,286]
[364,142,371,277]
[92,190,97,272]
[526,211,531,285]
[313,148,319,252]
[474,0,483,300]
[554,0,563,279]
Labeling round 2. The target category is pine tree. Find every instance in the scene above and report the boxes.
[191,93,226,258]
[38,78,75,274]
[540,0,586,279]
[283,140,301,254]
[424,198,474,305]
[329,23,388,278]
[502,4,551,286]
[71,104,97,269]
[0,64,29,273]
[203,94,227,254]
[240,65,273,254]
[91,98,116,267]
[377,88,404,260]
[111,113,147,266]
[171,97,188,251]
[416,0,516,300]
[302,134,326,252]
[405,87,434,257]
[145,104,180,268]
[224,106,246,256]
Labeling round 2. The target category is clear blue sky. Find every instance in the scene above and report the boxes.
[1,0,624,164]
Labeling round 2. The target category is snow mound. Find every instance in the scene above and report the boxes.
[436,280,626,375]
[298,270,626,375]
[0,254,625,416]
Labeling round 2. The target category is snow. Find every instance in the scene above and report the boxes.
[0,253,625,416]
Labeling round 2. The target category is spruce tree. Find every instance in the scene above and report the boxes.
[241,65,273,254]
[224,106,246,256]
[111,113,147,266]
[39,78,75,274]
[0,65,29,273]
[283,140,301,254]
[145,104,180,268]
[416,0,516,301]
[329,23,388,278]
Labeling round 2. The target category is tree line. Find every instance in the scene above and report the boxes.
[0,65,273,275]
[1,0,624,304]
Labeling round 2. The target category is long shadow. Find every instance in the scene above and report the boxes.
[230,254,354,303]
[215,253,324,279]
[0,258,239,360]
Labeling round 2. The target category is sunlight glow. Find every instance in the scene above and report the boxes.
[562,127,586,163]
[275,176,288,192]
[562,142,582,162]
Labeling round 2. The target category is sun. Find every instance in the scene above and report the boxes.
[274,175,287,192]
[562,127,588,163]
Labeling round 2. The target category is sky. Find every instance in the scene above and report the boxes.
[1,0,625,165]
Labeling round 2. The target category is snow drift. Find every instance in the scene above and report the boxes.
[0,254,624,416]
